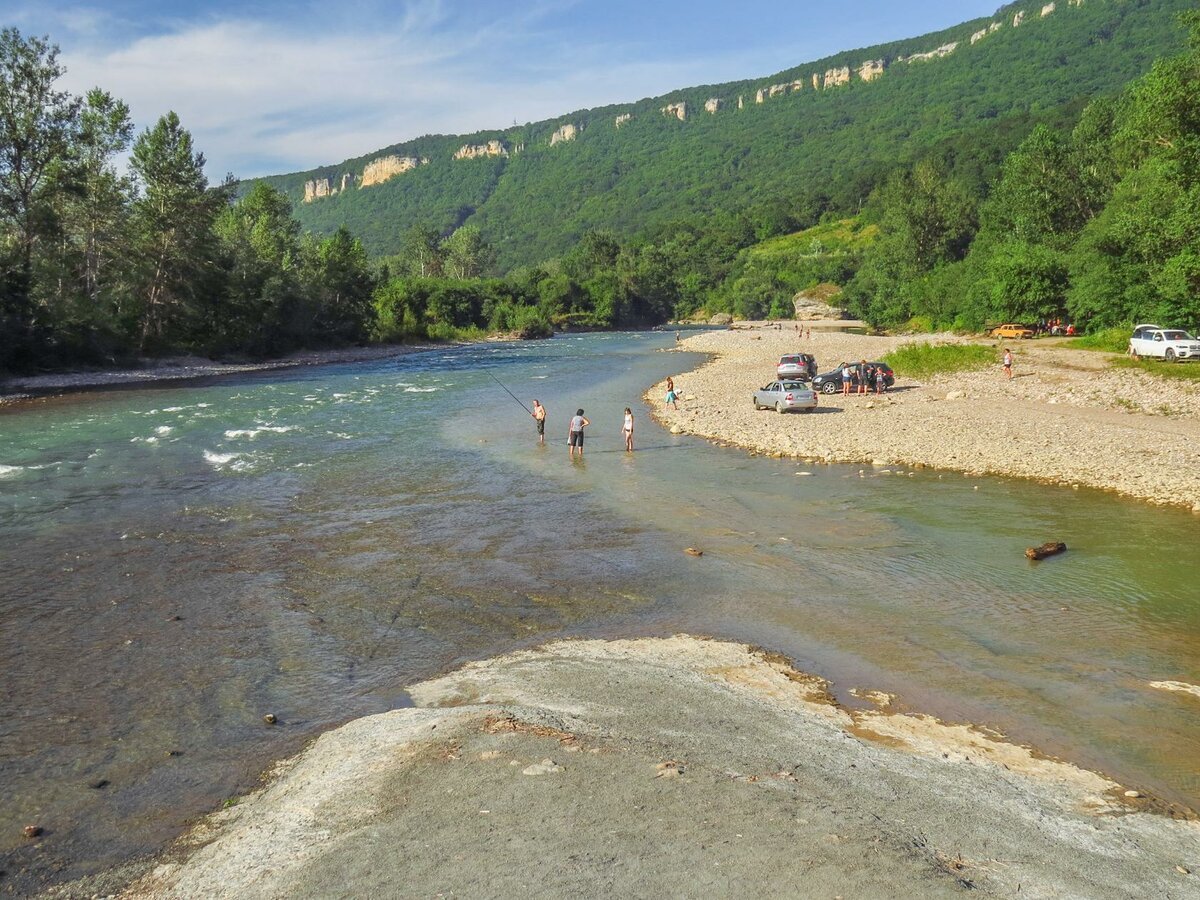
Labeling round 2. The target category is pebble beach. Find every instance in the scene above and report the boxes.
[649,327,1200,511]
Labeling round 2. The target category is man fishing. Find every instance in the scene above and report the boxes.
[531,399,546,444]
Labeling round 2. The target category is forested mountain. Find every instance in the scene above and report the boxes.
[255,0,1194,269]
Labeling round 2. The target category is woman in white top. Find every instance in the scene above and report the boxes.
[622,407,634,452]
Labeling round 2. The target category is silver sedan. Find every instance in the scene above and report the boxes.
[752,380,818,413]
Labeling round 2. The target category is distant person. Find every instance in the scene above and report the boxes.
[858,359,869,395]
[841,362,853,396]
[1002,347,1013,380]
[531,399,546,444]
[568,408,590,459]
[665,384,679,409]
[875,366,886,394]
[666,375,675,394]
[806,327,812,340]
[622,407,635,452]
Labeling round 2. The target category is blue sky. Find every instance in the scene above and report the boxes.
[6,1,1003,178]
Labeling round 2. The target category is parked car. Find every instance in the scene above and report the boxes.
[991,323,1035,339]
[776,353,817,380]
[811,362,895,394]
[1128,324,1200,361]
[752,380,818,413]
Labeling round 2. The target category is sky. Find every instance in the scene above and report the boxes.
[4,0,1004,179]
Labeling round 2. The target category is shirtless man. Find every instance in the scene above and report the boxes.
[531,399,546,444]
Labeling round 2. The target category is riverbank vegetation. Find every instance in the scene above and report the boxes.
[880,343,994,379]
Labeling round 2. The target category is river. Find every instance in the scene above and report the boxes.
[2,332,1198,893]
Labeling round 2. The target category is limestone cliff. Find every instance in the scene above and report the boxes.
[824,66,850,88]
[550,123,578,146]
[1013,10,1026,27]
[662,102,687,121]
[453,140,508,160]
[1041,2,1056,16]
[615,113,632,128]
[857,60,884,83]
[360,155,425,188]
[704,98,722,114]
[901,42,959,64]
[303,178,331,203]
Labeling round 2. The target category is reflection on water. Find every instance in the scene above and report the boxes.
[1,333,1198,893]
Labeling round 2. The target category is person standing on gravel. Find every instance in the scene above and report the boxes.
[1003,348,1013,380]
[841,363,853,396]
[858,359,870,396]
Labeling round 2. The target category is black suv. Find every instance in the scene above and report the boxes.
[811,361,895,394]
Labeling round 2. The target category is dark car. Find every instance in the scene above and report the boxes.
[811,361,895,394]
[776,353,817,381]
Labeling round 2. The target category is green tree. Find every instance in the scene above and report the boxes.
[0,28,80,362]
[213,182,302,353]
[399,224,444,277]
[129,111,226,350]
[304,227,375,343]
[846,161,976,325]
[442,224,495,279]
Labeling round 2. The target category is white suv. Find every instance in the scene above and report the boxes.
[1129,324,1200,362]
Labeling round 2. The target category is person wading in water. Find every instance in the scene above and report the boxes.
[531,399,546,444]
[622,407,634,452]
[568,408,590,459]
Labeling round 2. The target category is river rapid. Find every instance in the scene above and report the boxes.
[2,332,1199,893]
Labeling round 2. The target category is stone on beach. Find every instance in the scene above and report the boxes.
[521,758,563,776]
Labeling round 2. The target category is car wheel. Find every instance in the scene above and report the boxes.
[775,402,786,413]
[1166,348,1177,362]
[821,381,838,395]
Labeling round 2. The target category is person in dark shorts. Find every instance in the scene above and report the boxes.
[531,399,546,444]
[568,408,590,459]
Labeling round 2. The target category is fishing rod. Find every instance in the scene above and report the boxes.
[488,371,532,415]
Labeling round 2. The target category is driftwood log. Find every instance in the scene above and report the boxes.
[1025,541,1067,561]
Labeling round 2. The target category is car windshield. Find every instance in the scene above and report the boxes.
[1163,331,1194,340]
[781,382,806,390]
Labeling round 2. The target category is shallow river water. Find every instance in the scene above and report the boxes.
[2,332,1199,893]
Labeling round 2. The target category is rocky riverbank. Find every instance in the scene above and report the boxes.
[90,636,1200,898]
[649,328,1200,510]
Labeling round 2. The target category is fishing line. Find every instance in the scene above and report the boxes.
[488,371,533,414]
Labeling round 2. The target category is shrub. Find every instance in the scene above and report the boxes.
[882,342,994,378]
